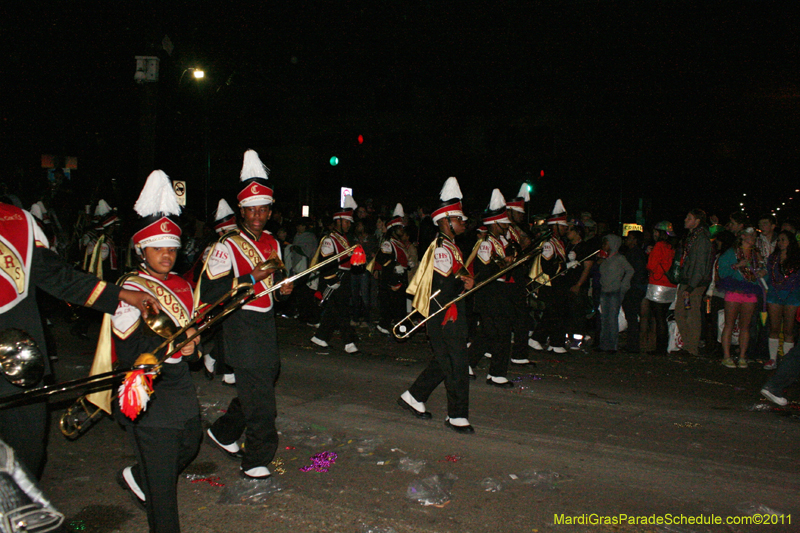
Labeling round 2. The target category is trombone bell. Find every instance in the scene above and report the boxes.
[143,308,179,339]
[59,395,105,440]
[0,328,45,387]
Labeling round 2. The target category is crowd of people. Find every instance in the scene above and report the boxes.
[5,152,800,531]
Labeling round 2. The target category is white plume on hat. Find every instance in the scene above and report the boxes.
[94,199,112,217]
[517,183,530,202]
[488,189,506,210]
[343,194,358,210]
[551,199,566,215]
[439,177,463,201]
[392,203,404,218]
[240,149,269,181]
[134,170,182,218]
[30,201,46,221]
[215,199,234,221]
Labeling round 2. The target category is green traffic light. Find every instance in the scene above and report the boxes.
[330,156,339,166]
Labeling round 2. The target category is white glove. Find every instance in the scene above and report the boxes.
[393,265,405,274]
[328,282,341,290]
[566,261,580,269]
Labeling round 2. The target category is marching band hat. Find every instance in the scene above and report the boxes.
[214,199,237,234]
[386,203,405,230]
[333,194,357,222]
[132,170,182,249]
[547,199,568,226]
[237,150,274,207]
[432,177,467,224]
[483,189,511,225]
[506,183,530,213]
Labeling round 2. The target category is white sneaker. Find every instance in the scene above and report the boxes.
[447,417,470,427]
[242,466,271,479]
[344,342,359,353]
[307,322,320,328]
[484,352,492,358]
[400,390,427,413]
[122,466,146,501]
[207,428,241,454]
[311,336,329,347]
[510,358,531,364]
[761,388,788,406]
[203,353,216,374]
[764,359,778,370]
[528,339,544,350]
[222,374,236,385]
[376,325,390,334]
[486,375,510,384]
[549,346,567,354]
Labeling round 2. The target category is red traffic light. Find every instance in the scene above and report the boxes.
[357,134,364,144]
[540,170,545,177]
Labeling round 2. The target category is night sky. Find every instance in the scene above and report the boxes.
[2,2,799,227]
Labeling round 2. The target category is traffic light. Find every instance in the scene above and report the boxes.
[329,156,339,166]
[357,134,364,145]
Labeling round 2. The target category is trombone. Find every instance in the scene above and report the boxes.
[0,244,364,412]
[392,238,549,340]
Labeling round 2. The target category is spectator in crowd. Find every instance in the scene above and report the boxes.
[717,227,764,368]
[563,221,595,347]
[597,234,634,353]
[675,209,714,357]
[704,229,736,357]
[726,211,748,234]
[621,230,648,353]
[641,221,677,354]
[764,230,800,369]
[757,214,778,260]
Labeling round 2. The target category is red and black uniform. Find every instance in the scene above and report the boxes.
[531,234,569,347]
[374,237,410,331]
[112,269,201,533]
[467,232,513,377]
[505,224,533,360]
[0,203,123,477]
[200,226,285,472]
[407,234,470,419]
[315,230,358,345]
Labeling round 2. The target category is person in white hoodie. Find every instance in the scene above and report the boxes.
[598,234,634,353]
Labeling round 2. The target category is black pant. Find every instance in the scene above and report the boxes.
[507,282,531,359]
[622,287,646,352]
[408,303,469,419]
[379,283,407,330]
[0,402,47,478]
[317,272,358,345]
[533,284,569,347]
[127,416,202,533]
[210,364,280,471]
[468,288,512,377]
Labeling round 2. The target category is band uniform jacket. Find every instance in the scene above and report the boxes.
[315,230,352,287]
[198,227,283,369]
[111,269,199,428]
[0,203,122,399]
[374,237,409,290]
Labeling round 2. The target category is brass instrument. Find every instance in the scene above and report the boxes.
[0,245,362,412]
[0,329,45,387]
[393,237,549,340]
[526,249,601,292]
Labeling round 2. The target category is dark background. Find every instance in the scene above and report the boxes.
[2,1,799,228]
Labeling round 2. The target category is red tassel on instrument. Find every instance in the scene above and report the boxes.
[350,245,367,266]
[118,369,154,420]
[441,304,458,325]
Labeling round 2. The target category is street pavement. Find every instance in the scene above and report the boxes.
[30,312,800,532]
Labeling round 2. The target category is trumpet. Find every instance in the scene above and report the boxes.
[0,244,365,411]
[393,239,549,340]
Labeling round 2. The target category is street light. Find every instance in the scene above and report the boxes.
[180,67,210,216]
[193,69,205,79]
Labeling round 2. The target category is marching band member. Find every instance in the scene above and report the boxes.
[467,189,515,387]
[374,203,411,335]
[110,170,201,533]
[199,150,293,480]
[398,177,476,433]
[529,199,570,353]
[0,201,155,478]
[505,184,535,365]
[310,194,360,353]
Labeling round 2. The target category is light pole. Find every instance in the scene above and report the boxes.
[180,67,209,216]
